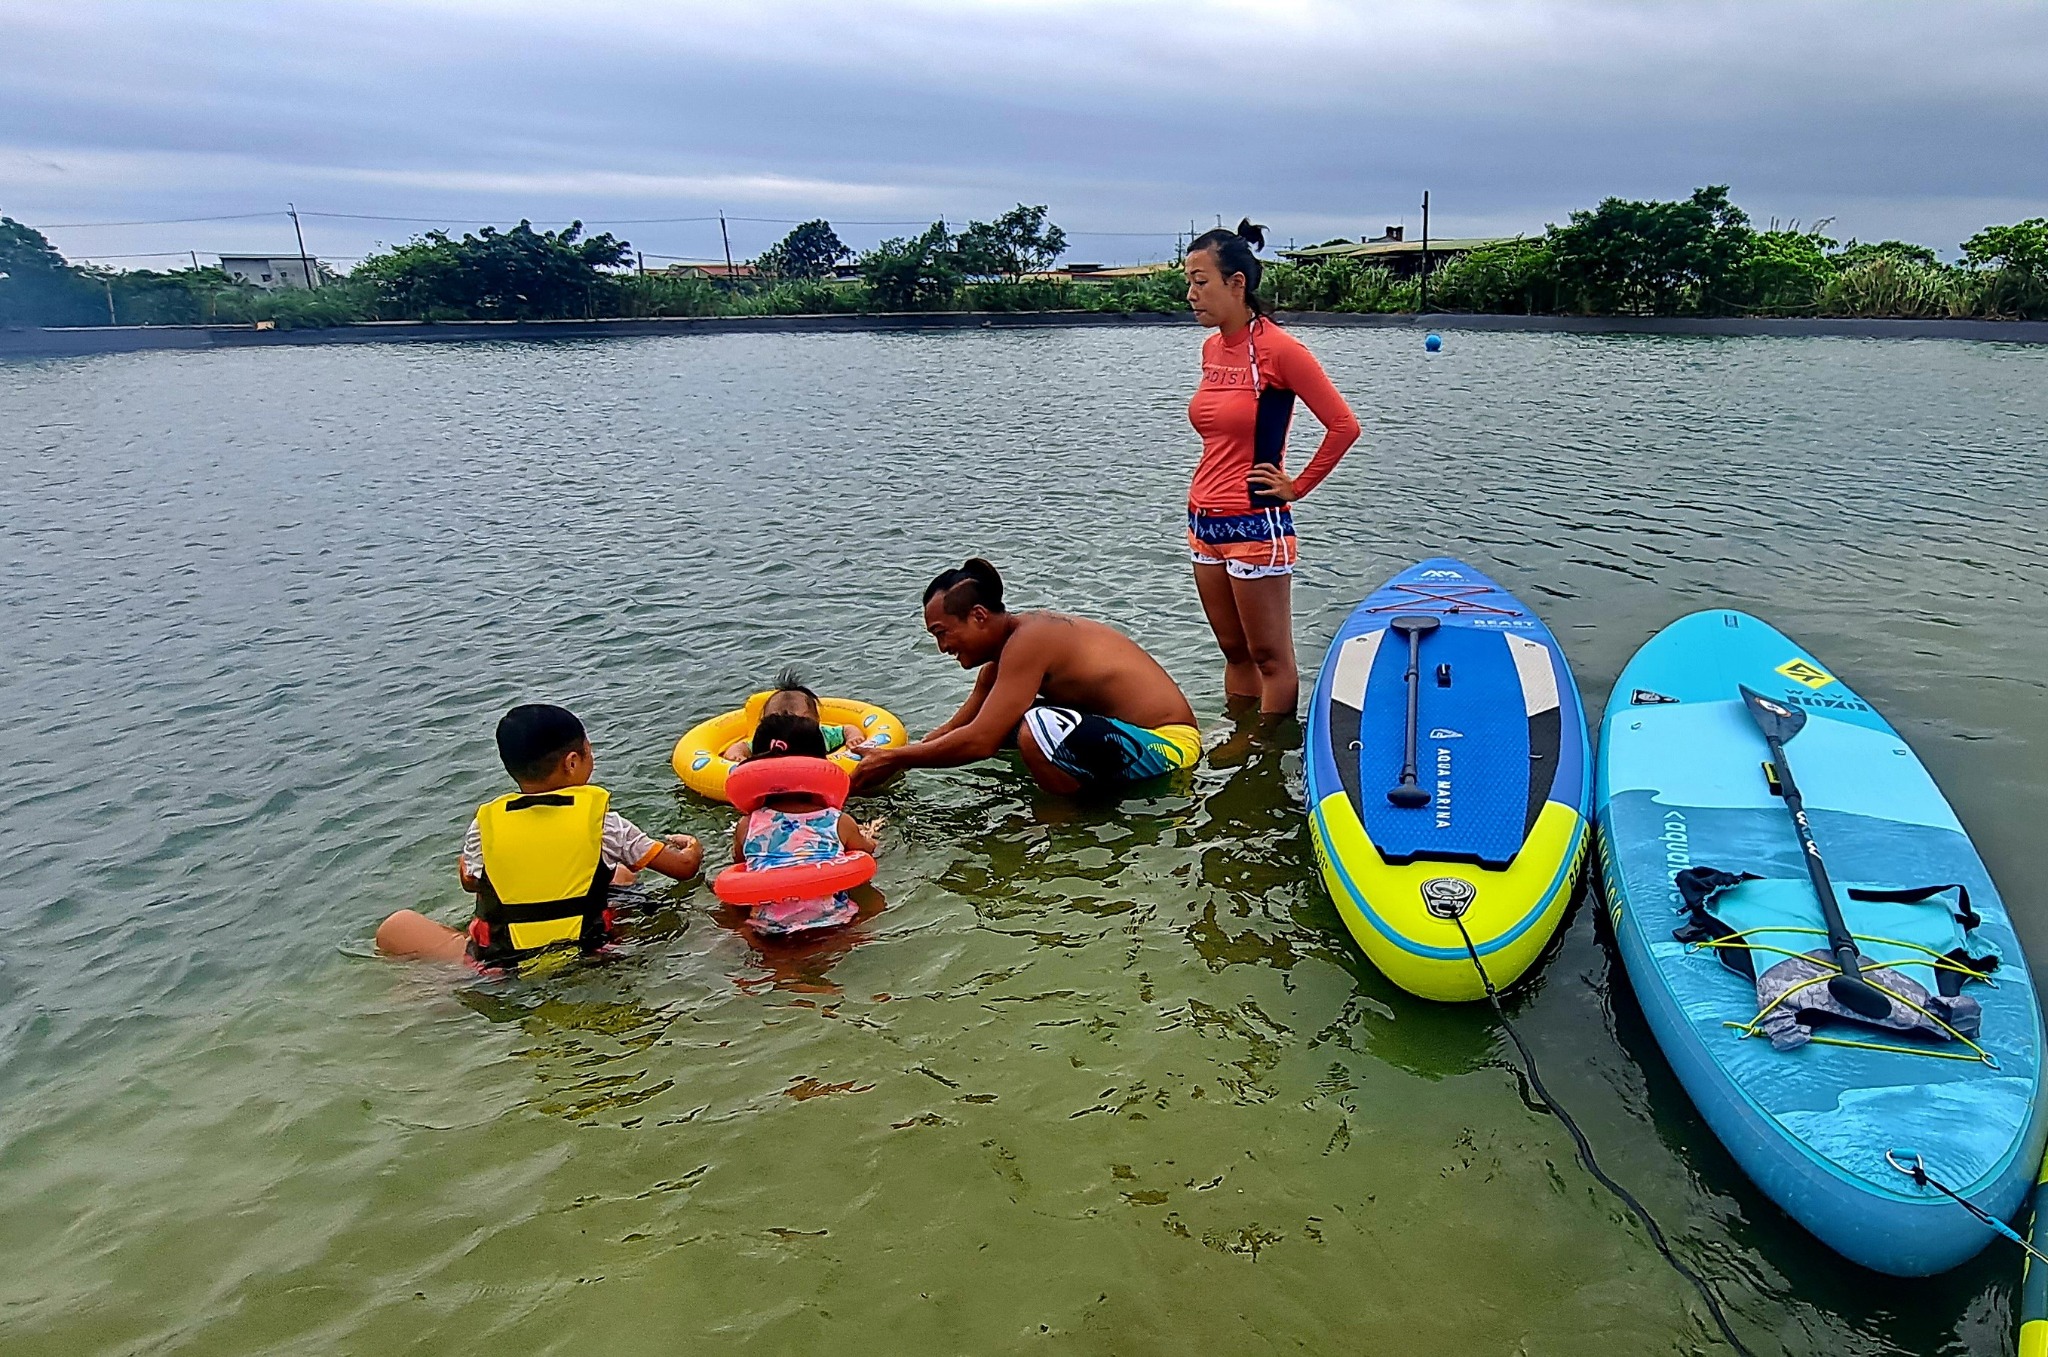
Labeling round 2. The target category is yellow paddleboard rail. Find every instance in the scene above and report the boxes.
[1311,793,1587,1002]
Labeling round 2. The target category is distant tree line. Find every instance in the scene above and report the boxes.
[3,189,2044,330]
[1412,187,2048,320]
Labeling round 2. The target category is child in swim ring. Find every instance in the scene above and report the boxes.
[721,669,872,764]
[730,712,883,937]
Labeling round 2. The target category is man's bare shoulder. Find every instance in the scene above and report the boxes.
[1015,610,1115,638]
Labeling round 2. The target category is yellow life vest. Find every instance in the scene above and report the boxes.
[473,784,612,961]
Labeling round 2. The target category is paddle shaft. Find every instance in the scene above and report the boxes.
[1759,733,1869,984]
[1401,628,1423,780]
[1386,619,1436,807]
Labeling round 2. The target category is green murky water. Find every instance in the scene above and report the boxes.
[3,328,2045,1355]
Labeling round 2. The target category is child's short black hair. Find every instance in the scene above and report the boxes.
[773,667,818,703]
[752,711,828,759]
[763,667,821,716]
[496,703,587,781]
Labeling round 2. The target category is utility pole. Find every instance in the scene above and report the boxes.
[718,212,735,282]
[1419,190,1431,313]
[288,202,318,289]
[189,250,199,271]
[104,277,117,325]
[636,250,645,276]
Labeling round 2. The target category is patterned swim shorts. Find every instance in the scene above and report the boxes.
[1188,507,1297,579]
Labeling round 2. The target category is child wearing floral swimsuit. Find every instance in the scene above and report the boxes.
[729,713,882,937]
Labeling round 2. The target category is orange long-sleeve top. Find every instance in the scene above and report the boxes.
[1186,317,1361,513]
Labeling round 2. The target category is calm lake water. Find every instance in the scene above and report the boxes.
[3,326,2045,1356]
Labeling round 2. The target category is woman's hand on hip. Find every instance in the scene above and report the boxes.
[1245,465,1299,502]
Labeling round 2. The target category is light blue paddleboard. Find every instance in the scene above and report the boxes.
[1595,609,2045,1275]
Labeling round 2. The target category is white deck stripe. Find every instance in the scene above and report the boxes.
[1330,628,1384,709]
[1505,633,1560,716]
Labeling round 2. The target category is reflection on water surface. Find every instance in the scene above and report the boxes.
[1,328,2044,1354]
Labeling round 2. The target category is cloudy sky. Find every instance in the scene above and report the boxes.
[4,0,2045,271]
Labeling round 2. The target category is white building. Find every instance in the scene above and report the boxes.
[218,255,322,289]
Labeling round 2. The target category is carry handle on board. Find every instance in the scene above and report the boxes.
[1387,615,1441,808]
[1737,685,1894,1020]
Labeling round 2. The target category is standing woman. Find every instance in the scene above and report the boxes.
[1183,220,1360,715]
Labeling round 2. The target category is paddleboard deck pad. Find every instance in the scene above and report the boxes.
[1306,557,1590,1001]
[1596,609,2045,1276]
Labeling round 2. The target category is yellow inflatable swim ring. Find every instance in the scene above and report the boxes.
[671,691,909,803]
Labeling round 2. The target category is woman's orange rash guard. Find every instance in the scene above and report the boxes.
[1186,318,1361,513]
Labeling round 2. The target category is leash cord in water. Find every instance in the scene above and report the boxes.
[1449,912,1759,1357]
[1885,1150,2048,1266]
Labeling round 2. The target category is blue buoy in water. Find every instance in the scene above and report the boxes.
[1425,332,1443,352]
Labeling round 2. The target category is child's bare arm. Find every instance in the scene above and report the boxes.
[839,813,882,856]
[730,820,749,867]
[645,834,704,881]
[722,739,751,762]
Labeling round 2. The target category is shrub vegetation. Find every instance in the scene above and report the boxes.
[5,194,2045,329]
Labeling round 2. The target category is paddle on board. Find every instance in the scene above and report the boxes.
[1738,684,1894,1020]
[1386,615,1441,808]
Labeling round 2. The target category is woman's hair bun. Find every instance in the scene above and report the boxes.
[1235,219,1268,252]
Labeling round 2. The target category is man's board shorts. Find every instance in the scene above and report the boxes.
[1021,707,1202,788]
[1188,507,1297,579]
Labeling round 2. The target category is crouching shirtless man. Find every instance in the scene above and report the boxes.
[850,558,1200,796]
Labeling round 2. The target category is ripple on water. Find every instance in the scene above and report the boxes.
[1,330,2044,1355]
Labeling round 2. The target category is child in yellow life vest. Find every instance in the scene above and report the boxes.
[375,704,704,969]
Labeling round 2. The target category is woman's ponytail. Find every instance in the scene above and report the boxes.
[1188,218,1270,316]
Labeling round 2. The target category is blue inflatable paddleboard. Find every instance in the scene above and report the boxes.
[1596,609,2045,1275]
[1306,557,1590,1001]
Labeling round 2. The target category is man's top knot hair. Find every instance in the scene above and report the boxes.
[1188,218,1271,317]
[923,557,1007,617]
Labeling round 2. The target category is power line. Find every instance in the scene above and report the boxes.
[69,250,211,260]
[298,210,587,224]
[32,209,1185,237]
[37,211,283,228]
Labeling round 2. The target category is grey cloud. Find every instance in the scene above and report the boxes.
[3,0,2044,267]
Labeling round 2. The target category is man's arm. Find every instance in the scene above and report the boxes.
[924,664,997,739]
[870,632,1051,772]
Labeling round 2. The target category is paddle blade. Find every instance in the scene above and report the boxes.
[1390,614,1442,638]
[1739,684,1807,745]
[1388,783,1431,808]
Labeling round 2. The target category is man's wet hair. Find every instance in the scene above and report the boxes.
[752,711,828,759]
[497,703,587,782]
[923,557,1006,618]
